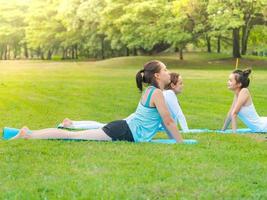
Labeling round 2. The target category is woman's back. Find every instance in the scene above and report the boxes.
[238,103,267,132]
[126,86,162,142]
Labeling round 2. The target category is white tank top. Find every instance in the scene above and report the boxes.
[238,103,267,132]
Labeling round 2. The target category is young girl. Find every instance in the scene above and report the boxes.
[11,60,183,142]
[61,73,189,133]
[163,73,189,132]
[222,69,267,133]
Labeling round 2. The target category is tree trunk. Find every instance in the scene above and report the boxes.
[232,28,241,58]
[40,51,45,60]
[30,50,34,59]
[7,45,11,60]
[36,47,41,58]
[0,47,3,60]
[24,43,28,59]
[126,47,129,56]
[61,48,66,60]
[14,45,17,59]
[241,25,251,55]
[217,36,221,53]
[65,48,68,58]
[4,45,8,60]
[111,49,115,57]
[206,36,211,53]
[179,48,183,60]
[71,46,75,59]
[75,45,78,59]
[65,48,68,59]
[101,37,105,59]
[133,48,137,56]
[241,7,254,55]
[47,49,53,60]
[67,48,70,58]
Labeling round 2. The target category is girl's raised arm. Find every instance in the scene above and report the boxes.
[230,88,250,132]
[152,89,183,142]
[222,96,237,131]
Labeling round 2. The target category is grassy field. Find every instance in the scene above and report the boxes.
[0,53,266,199]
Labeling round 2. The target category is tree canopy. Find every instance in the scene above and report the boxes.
[0,0,266,60]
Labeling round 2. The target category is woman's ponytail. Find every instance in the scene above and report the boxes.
[136,69,144,92]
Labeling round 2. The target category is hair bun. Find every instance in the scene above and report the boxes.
[243,68,251,77]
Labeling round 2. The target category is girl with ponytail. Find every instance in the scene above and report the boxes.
[222,68,267,132]
[11,61,183,143]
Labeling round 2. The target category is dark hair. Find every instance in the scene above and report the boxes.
[233,68,252,88]
[165,73,180,90]
[136,60,164,91]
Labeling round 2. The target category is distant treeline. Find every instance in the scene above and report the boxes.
[0,0,266,60]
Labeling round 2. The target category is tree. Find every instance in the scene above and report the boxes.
[76,0,110,59]
[248,25,267,55]
[26,0,66,59]
[0,0,266,60]
[100,0,132,56]
[113,0,169,54]
[166,0,210,59]
[57,0,82,59]
[0,0,28,59]
[208,0,267,58]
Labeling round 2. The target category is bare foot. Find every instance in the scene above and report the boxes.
[62,118,73,128]
[10,126,30,140]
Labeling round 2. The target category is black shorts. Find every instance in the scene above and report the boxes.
[102,120,134,142]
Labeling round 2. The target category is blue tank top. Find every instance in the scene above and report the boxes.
[126,86,163,142]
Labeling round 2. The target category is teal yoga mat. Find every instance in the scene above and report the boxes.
[151,139,198,144]
[2,127,20,140]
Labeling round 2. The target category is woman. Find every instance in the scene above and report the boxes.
[11,60,183,142]
[162,72,189,133]
[61,73,189,133]
[222,69,267,133]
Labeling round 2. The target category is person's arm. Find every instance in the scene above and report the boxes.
[230,89,249,133]
[165,91,189,132]
[222,114,232,131]
[222,96,237,131]
[152,89,183,143]
[160,123,174,139]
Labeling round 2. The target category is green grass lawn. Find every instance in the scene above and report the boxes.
[0,53,266,199]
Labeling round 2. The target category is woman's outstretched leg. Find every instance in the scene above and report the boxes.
[11,127,112,141]
[61,118,106,129]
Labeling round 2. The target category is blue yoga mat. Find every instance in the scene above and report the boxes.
[56,125,266,134]
[214,128,252,134]
[2,127,20,140]
[183,128,266,134]
[181,129,210,133]
[151,139,198,144]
